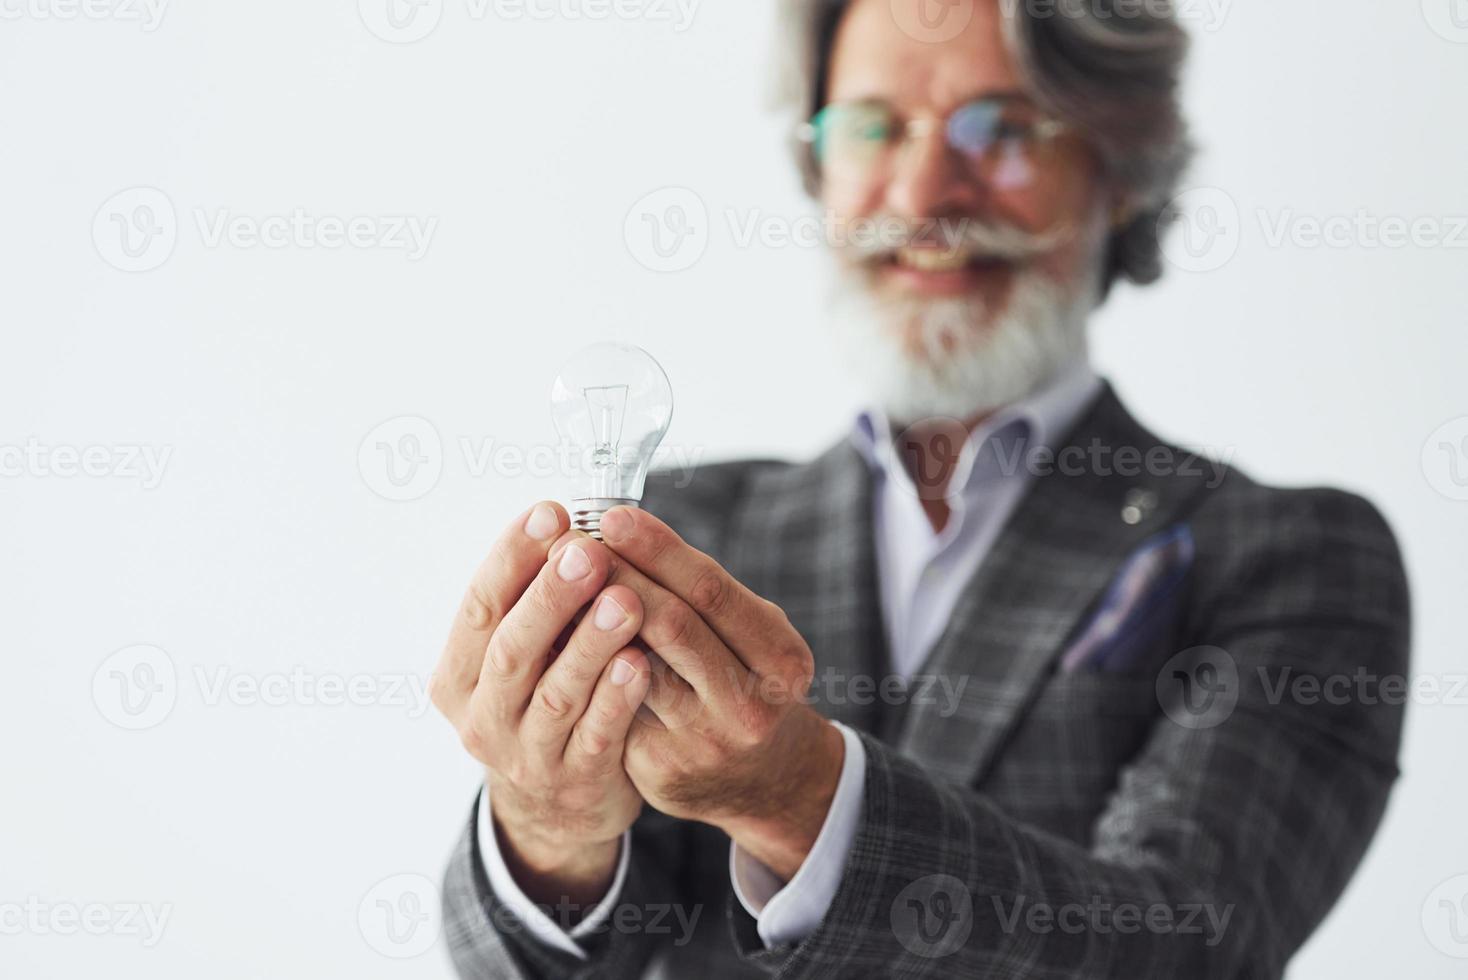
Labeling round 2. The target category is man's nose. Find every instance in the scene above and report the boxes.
[883,127,981,219]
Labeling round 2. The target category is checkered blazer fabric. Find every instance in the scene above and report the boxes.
[442,384,1410,979]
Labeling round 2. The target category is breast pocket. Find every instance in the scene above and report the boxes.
[979,671,1162,843]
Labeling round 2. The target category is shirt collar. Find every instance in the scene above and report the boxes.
[851,358,1103,497]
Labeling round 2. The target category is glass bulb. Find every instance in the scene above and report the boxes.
[550,342,674,539]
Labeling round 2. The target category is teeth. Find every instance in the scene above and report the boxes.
[896,247,972,273]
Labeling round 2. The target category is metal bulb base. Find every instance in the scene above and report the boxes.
[572,497,640,541]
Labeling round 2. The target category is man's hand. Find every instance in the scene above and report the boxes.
[430,502,652,907]
[593,506,847,882]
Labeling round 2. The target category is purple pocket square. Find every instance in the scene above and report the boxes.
[1060,524,1195,674]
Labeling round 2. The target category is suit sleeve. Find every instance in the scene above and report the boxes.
[443,796,690,979]
[730,488,1411,978]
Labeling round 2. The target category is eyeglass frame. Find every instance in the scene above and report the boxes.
[795,95,1073,185]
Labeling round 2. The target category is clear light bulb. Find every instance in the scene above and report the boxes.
[550,342,674,539]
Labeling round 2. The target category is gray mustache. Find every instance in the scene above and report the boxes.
[840,216,1072,264]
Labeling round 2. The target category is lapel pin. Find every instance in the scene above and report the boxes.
[1122,488,1159,526]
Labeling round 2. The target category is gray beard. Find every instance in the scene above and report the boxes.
[829,261,1099,425]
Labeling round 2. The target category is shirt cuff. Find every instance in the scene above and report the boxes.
[728,720,867,948]
[476,783,630,961]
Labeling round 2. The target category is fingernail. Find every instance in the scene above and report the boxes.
[600,507,632,542]
[594,594,627,631]
[525,503,559,541]
[611,658,637,686]
[557,544,592,581]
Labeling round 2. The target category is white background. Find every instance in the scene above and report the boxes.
[2,1,1465,976]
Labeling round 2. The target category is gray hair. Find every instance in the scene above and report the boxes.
[773,0,1194,295]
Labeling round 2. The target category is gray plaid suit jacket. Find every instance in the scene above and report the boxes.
[442,383,1410,979]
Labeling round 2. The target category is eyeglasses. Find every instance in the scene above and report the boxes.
[798,96,1071,190]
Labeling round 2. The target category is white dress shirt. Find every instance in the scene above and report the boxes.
[477,359,1103,955]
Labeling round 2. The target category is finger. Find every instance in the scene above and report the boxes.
[600,553,752,707]
[564,647,652,773]
[476,532,614,728]
[521,585,644,761]
[637,650,706,732]
[598,506,787,672]
[432,501,567,723]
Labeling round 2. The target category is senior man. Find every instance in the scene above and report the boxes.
[432,1,1410,977]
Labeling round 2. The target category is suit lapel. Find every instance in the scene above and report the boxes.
[893,386,1208,786]
[726,441,889,737]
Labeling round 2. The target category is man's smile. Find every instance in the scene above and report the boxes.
[877,244,1018,296]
